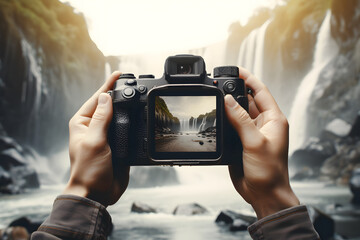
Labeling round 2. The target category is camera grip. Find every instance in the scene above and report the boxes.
[236,95,249,112]
[110,106,130,159]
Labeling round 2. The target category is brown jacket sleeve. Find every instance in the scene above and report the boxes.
[248,205,320,240]
[31,195,111,240]
[31,196,319,240]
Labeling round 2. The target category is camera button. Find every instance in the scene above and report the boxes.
[223,80,237,93]
[119,73,136,79]
[125,79,137,86]
[139,74,155,79]
[138,85,147,94]
[122,87,136,98]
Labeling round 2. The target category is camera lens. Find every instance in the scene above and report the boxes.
[177,64,192,74]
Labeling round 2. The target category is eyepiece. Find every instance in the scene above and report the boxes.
[177,64,192,74]
[164,55,206,82]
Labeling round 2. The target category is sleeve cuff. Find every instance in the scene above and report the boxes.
[36,195,112,240]
[248,205,320,240]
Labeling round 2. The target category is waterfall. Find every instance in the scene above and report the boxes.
[180,118,191,132]
[288,11,339,154]
[238,19,271,81]
[213,118,216,127]
[193,118,198,131]
[20,39,43,145]
[198,116,207,132]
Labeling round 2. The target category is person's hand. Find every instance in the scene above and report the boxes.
[224,67,299,219]
[63,71,129,207]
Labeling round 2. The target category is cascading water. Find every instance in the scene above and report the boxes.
[191,118,198,132]
[180,118,190,132]
[238,19,271,81]
[198,116,207,132]
[288,11,339,154]
[213,118,216,127]
[20,39,43,147]
[18,39,70,184]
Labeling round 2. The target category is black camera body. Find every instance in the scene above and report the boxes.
[108,55,248,166]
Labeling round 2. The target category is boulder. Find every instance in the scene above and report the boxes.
[215,210,256,225]
[290,137,335,169]
[323,118,351,138]
[0,142,40,194]
[349,168,360,204]
[215,210,257,232]
[9,216,42,234]
[131,202,157,214]
[0,148,27,170]
[0,136,23,152]
[128,166,179,188]
[291,167,315,181]
[307,206,335,240]
[229,219,250,231]
[10,166,40,189]
[173,203,208,216]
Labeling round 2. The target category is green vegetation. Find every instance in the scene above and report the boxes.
[197,109,216,121]
[155,97,179,124]
[0,0,103,71]
[267,0,332,66]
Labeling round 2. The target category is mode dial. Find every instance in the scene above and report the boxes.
[119,73,136,79]
[214,66,239,78]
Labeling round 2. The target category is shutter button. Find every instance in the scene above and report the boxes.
[122,87,136,98]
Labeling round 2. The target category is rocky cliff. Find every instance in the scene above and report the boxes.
[0,0,105,154]
[307,0,360,139]
[155,97,180,133]
[0,0,105,192]
[226,0,360,184]
[194,109,216,132]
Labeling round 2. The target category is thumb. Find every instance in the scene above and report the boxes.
[88,93,113,139]
[224,95,261,146]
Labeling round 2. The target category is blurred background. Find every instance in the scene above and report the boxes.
[0,0,359,239]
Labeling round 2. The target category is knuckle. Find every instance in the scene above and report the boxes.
[234,106,249,122]
[81,138,107,152]
[246,135,267,152]
[92,110,106,122]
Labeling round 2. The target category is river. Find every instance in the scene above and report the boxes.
[0,173,354,239]
[156,133,216,152]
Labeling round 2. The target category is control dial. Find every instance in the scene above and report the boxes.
[214,66,239,78]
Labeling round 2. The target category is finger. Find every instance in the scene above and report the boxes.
[88,93,113,140]
[76,71,121,118]
[238,66,252,79]
[248,94,260,119]
[238,67,280,113]
[224,95,263,147]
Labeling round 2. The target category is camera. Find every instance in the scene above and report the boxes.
[108,55,248,166]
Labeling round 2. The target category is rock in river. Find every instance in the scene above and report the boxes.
[173,203,208,216]
[131,202,157,214]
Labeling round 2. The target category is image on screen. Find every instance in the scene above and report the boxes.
[155,96,216,152]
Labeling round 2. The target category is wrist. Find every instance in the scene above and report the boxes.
[63,181,111,207]
[251,186,300,219]
[63,182,90,199]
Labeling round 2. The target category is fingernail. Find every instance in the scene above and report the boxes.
[98,93,108,105]
[225,95,237,108]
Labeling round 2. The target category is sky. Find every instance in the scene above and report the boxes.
[162,96,216,119]
[61,0,282,55]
